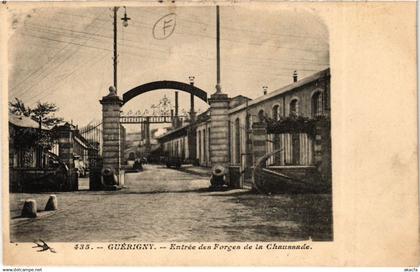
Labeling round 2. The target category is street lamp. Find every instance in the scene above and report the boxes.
[188,76,195,122]
[112,6,130,93]
[121,6,131,27]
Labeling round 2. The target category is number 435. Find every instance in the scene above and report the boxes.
[74,244,91,250]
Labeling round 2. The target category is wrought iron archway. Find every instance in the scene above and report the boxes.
[122,80,208,105]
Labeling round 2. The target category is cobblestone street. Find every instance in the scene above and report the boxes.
[10,165,332,242]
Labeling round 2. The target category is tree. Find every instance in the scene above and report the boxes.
[31,102,63,130]
[9,98,31,117]
[9,99,63,129]
[9,99,63,157]
[30,102,63,161]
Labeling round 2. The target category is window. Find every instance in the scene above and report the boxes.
[312,91,323,117]
[197,130,201,161]
[258,109,265,122]
[289,99,299,117]
[235,118,241,164]
[181,138,185,159]
[246,113,252,130]
[272,105,279,121]
[208,128,211,149]
[203,129,206,162]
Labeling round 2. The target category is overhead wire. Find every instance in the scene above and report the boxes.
[32,9,326,67]
[14,14,168,101]
[12,13,104,98]
[23,21,170,54]
[26,51,109,104]
[17,11,170,104]
[11,8,329,105]
[16,14,106,102]
[10,15,103,93]
[55,9,329,54]
[25,23,327,69]
[18,31,169,62]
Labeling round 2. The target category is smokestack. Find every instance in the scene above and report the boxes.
[263,86,268,95]
[175,91,179,117]
[293,70,298,82]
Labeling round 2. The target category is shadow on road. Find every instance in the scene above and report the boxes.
[95,187,257,196]
[205,190,257,197]
[98,187,211,195]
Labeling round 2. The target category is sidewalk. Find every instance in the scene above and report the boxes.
[179,164,212,177]
[178,164,254,189]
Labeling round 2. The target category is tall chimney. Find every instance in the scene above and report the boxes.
[175,91,179,117]
[263,86,268,95]
[293,70,298,82]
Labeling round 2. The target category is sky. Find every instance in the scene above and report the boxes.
[7,5,329,131]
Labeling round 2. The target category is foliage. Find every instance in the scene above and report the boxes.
[31,101,63,128]
[11,126,39,149]
[9,98,63,150]
[9,98,63,128]
[9,98,31,117]
[265,114,330,136]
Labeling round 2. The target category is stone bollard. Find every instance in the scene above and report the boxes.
[209,165,226,190]
[102,167,118,186]
[21,199,37,218]
[45,195,58,211]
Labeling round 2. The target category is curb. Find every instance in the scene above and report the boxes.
[177,167,212,177]
[11,210,58,226]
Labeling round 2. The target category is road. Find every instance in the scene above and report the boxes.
[9,165,332,242]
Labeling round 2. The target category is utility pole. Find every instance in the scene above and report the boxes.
[112,6,130,93]
[189,76,195,122]
[113,6,118,92]
[215,5,221,94]
[174,91,179,127]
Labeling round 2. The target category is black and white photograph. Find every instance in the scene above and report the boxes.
[7,4,332,244]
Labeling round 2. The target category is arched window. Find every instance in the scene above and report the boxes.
[208,128,211,149]
[272,105,279,121]
[203,129,206,162]
[235,118,241,164]
[289,99,299,117]
[246,113,252,130]
[258,109,265,122]
[197,130,201,162]
[181,138,185,159]
[311,91,323,117]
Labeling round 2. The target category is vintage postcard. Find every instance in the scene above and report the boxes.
[1,1,418,267]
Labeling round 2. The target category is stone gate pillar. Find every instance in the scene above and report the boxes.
[251,122,268,165]
[208,92,230,169]
[88,141,102,191]
[56,122,78,191]
[100,87,123,186]
[57,123,74,169]
[144,117,151,155]
[313,121,332,185]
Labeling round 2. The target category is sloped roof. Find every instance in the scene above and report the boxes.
[229,68,330,114]
[9,114,49,130]
[156,124,189,141]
